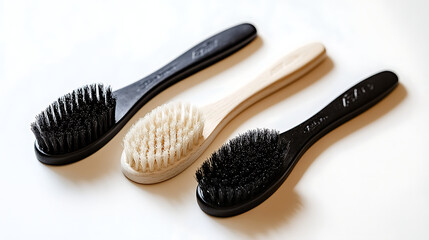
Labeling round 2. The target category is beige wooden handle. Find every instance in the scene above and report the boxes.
[204,42,326,127]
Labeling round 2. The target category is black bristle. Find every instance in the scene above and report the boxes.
[83,86,90,104]
[89,84,97,104]
[31,84,116,154]
[52,102,61,122]
[98,84,105,103]
[196,129,289,207]
[76,88,84,108]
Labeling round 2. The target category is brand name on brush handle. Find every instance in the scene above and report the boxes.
[342,83,374,107]
[192,40,219,59]
[303,116,329,134]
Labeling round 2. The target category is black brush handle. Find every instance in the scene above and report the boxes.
[195,71,398,218]
[114,23,257,121]
[35,23,257,165]
[282,71,398,160]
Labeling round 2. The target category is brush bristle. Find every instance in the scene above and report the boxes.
[196,129,288,207]
[31,84,116,154]
[123,102,204,172]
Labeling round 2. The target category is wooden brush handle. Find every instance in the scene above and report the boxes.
[203,43,326,133]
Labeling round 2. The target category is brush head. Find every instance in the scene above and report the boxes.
[123,102,204,173]
[31,84,116,155]
[196,129,289,211]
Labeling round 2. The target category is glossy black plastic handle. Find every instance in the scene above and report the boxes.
[34,23,257,165]
[281,71,399,159]
[114,23,257,121]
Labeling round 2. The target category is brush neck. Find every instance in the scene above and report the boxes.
[280,71,398,164]
[203,43,326,134]
[112,23,257,123]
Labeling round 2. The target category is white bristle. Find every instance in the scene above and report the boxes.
[123,102,204,172]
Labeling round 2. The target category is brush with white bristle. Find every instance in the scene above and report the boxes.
[123,102,204,172]
[121,42,327,184]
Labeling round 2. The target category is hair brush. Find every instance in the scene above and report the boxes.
[31,23,257,165]
[121,42,327,184]
[195,71,398,217]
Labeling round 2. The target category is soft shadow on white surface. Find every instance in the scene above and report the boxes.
[46,37,263,182]
[211,83,406,236]
[131,164,198,205]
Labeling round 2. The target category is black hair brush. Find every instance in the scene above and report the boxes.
[31,23,257,165]
[196,71,398,217]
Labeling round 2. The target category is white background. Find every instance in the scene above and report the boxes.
[1,0,428,239]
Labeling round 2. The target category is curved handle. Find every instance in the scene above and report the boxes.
[205,42,326,128]
[114,23,257,121]
[282,71,399,158]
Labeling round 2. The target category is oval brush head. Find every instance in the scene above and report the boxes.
[196,129,288,207]
[123,102,204,173]
[196,71,399,217]
[30,23,258,165]
[31,84,116,154]
[121,42,327,184]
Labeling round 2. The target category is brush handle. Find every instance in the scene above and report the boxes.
[114,23,257,121]
[203,42,326,134]
[34,23,256,166]
[281,71,398,161]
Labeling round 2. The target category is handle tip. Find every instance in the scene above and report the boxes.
[373,70,399,87]
[237,23,257,33]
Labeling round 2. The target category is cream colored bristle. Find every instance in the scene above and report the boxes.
[123,102,204,172]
